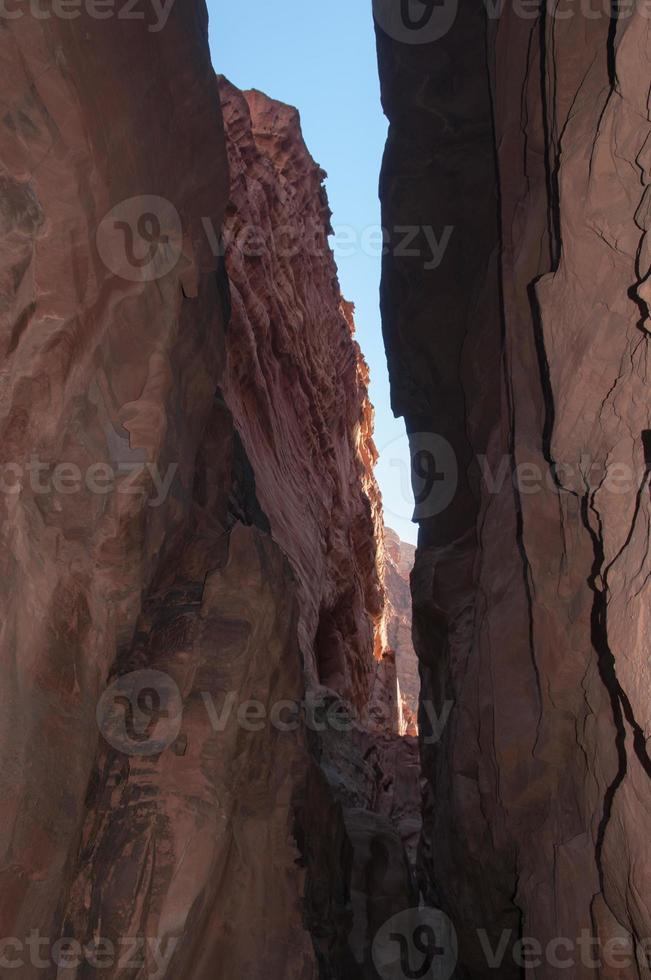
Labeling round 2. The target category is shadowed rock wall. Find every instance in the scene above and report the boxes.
[376,3,651,976]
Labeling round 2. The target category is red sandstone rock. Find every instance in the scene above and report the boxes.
[12,0,643,972]
[377,6,651,976]
[216,83,421,974]
[218,78,391,717]
[65,523,316,980]
[0,13,417,974]
[0,6,231,962]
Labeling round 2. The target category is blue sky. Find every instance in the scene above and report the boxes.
[207,0,417,544]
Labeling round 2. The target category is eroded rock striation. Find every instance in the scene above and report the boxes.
[377,5,651,976]
[218,79,391,721]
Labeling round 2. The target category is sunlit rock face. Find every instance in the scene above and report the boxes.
[377,6,651,977]
[218,78,392,721]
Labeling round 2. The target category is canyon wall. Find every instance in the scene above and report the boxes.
[0,9,419,979]
[376,3,651,977]
[0,6,233,970]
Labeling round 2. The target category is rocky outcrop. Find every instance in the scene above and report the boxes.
[218,79,389,719]
[376,4,651,977]
[66,522,316,980]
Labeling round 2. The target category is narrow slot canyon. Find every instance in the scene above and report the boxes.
[0,2,650,979]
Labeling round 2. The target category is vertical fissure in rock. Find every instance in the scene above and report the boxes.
[607,0,619,87]
[538,1,562,269]
[582,490,630,883]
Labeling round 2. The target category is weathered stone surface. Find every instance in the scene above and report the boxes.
[300,716,420,978]
[377,4,651,976]
[0,5,231,961]
[64,521,316,980]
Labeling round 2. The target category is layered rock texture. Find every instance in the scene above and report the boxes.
[377,4,651,977]
[218,79,390,721]
[0,11,419,979]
